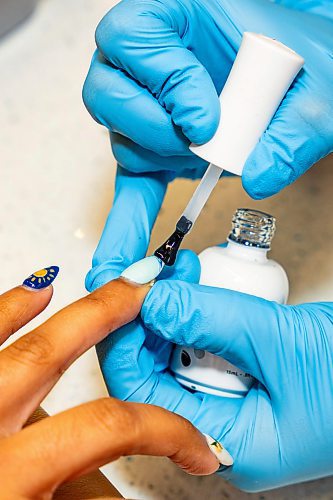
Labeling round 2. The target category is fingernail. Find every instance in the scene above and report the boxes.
[120,256,164,284]
[22,266,59,290]
[204,434,233,467]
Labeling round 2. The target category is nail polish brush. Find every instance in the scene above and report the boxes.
[154,32,304,266]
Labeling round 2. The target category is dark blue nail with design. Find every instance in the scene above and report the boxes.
[23,266,59,290]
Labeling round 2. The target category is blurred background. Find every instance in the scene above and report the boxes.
[0,1,332,498]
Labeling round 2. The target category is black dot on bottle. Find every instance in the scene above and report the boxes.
[181,350,191,367]
[194,349,205,359]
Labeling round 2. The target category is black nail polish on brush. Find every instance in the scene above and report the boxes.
[154,216,192,266]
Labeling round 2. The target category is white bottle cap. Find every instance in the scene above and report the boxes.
[190,32,304,176]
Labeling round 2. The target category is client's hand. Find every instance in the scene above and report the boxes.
[0,267,219,499]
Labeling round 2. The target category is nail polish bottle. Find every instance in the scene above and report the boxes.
[170,208,289,398]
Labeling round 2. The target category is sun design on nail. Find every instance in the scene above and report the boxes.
[211,440,223,453]
[23,266,59,289]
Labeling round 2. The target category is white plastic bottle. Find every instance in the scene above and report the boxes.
[170,208,289,398]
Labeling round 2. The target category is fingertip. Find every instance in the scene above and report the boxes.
[0,282,54,343]
[141,279,164,320]
[137,404,221,477]
[175,248,200,273]
[178,85,220,146]
[95,3,124,54]
[176,249,201,280]
[242,146,292,200]
[85,265,120,292]
[159,249,200,283]
[190,434,221,476]
[242,172,267,200]
[170,427,220,476]
[19,283,54,305]
[82,51,103,122]
[40,284,54,302]
[85,269,98,293]
[183,106,220,146]
[185,450,220,477]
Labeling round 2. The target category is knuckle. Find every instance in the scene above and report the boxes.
[0,302,16,337]
[83,293,112,314]
[0,300,12,322]
[89,398,138,438]
[82,69,103,119]
[0,295,29,337]
[5,331,53,368]
[82,52,110,121]
[82,74,95,114]
[95,5,131,56]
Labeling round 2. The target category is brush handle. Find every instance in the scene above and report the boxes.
[181,163,222,226]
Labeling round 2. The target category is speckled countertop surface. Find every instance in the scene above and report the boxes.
[0,0,332,498]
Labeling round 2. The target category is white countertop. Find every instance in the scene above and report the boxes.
[0,0,332,498]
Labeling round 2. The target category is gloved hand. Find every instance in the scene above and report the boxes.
[86,167,333,492]
[140,280,333,492]
[83,0,333,199]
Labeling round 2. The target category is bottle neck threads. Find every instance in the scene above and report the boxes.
[228,208,276,249]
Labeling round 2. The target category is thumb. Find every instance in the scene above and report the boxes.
[86,167,168,292]
[142,280,289,388]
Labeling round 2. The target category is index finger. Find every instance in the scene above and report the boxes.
[95,1,219,145]
[0,278,151,433]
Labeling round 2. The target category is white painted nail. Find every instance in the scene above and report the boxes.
[204,434,233,466]
[120,256,164,285]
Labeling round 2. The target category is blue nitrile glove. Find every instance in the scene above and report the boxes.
[86,165,333,492]
[86,166,168,290]
[141,282,333,491]
[83,0,333,199]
